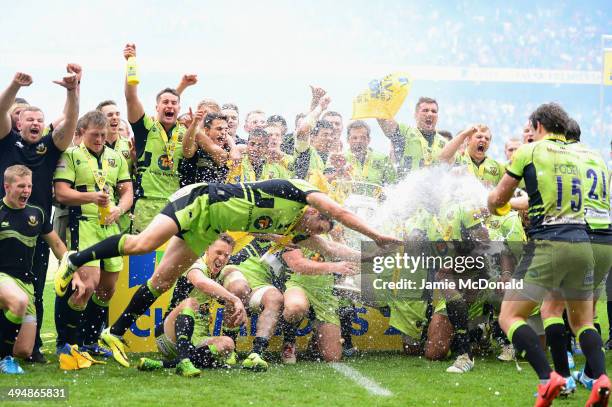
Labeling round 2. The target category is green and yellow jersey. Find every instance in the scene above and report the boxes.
[395,125,447,175]
[569,142,611,238]
[165,179,320,255]
[455,152,504,187]
[107,137,133,175]
[131,114,185,200]
[53,144,131,222]
[341,148,396,186]
[506,134,588,241]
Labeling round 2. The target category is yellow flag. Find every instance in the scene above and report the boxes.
[604,49,612,86]
[226,231,253,254]
[352,72,412,120]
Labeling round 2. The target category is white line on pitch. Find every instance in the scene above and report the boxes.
[330,363,393,397]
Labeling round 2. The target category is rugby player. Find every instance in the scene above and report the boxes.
[439,125,505,187]
[138,234,246,377]
[96,100,134,233]
[488,103,609,406]
[53,110,132,354]
[376,97,448,178]
[122,43,186,233]
[0,165,66,374]
[55,178,399,367]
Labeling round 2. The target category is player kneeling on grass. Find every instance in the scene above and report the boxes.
[280,247,359,363]
[0,165,67,374]
[138,234,247,377]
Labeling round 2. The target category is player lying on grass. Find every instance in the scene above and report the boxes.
[0,165,67,374]
[55,178,399,367]
[138,234,246,377]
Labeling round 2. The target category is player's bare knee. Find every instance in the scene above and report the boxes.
[228,281,250,303]
[283,301,308,322]
[262,289,284,312]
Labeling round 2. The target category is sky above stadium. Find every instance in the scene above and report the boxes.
[2,0,611,158]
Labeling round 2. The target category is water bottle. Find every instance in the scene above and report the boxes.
[126,57,139,85]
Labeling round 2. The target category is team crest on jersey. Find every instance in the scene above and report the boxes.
[35,143,47,155]
[254,215,273,230]
[489,166,499,176]
[108,158,117,168]
[122,150,130,159]
[158,154,173,170]
[28,215,39,227]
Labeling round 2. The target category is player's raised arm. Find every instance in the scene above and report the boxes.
[305,192,400,247]
[123,43,145,123]
[0,72,33,139]
[176,74,198,96]
[438,126,477,164]
[51,67,80,151]
[183,108,202,159]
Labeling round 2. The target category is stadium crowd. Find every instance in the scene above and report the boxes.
[0,43,610,406]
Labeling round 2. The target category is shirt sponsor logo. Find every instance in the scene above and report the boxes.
[253,215,273,230]
[158,154,173,171]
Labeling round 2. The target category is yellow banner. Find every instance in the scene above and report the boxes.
[604,49,612,86]
[352,72,412,120]
[110,251,403,352]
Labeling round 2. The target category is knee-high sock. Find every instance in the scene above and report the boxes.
[81,294,109,346]
[0,309,23,357]
[110,280,160,337]
[252,337,269,355]
[339,306,355,349]
[544,317,570,377]
[55,284,84,346]
[175,308,196,361]
[446,297,471,358]
[578,326,606,379]
[69,234,126,269]
[508,321,552,380]
[281,316,298,345]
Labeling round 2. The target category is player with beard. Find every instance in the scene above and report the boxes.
[0,68,80,363]
[377,97,448,178]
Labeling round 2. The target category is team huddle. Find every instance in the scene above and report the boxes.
[0,43,610,407]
